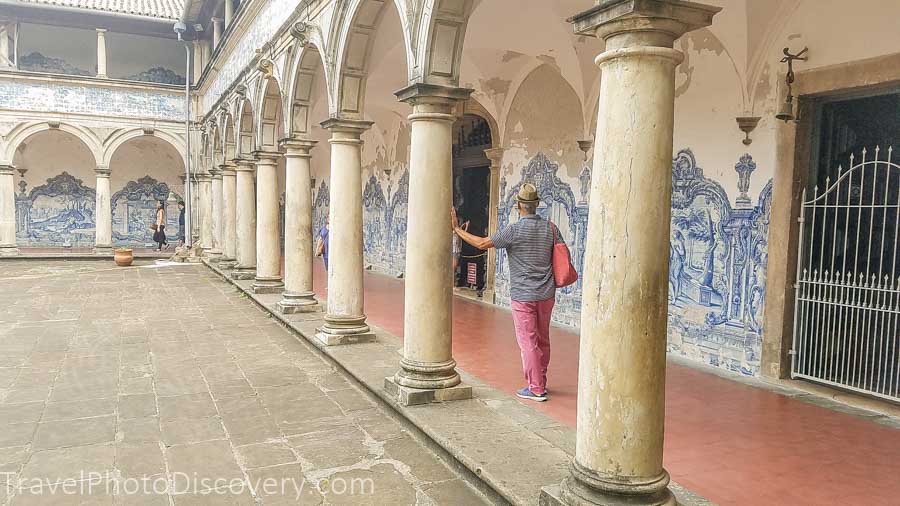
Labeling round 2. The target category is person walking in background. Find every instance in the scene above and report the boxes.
[452,183,555,401]
[315,218,329,270]
[153,201,168,251]
[177,200,186,246]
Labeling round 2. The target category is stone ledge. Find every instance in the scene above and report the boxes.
[203,260,713,506]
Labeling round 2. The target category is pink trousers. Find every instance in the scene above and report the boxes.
[510,297,555,395]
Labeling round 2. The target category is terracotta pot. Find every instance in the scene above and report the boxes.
[114,249,134,267]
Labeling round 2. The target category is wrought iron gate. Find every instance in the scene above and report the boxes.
[792,147,900,402]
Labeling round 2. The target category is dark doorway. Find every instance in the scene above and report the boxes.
[452,114,492,291]
[793,90,900,402]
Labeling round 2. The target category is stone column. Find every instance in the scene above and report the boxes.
[208,167,223,260]
[96,29,107,78]
[384,84,472,406]
[315,119,375,345]
[93,166,112,255]
[220,163,237,268]
[224,0,234,28]
[232,159,257,280]
[0,164,19,256]
[542,3,719,506]
[277,139,319,313]
[251,151,284,293]
[483,147,503,304]
[198,173,213,251]
[212,18,223,49]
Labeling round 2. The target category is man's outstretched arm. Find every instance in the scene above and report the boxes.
[451,208,494,250]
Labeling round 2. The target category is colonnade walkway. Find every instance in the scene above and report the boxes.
[309,264,900,506]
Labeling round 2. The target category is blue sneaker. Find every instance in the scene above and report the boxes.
[516,387,548,402]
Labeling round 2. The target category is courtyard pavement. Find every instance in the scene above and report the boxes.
[0,260,490,505]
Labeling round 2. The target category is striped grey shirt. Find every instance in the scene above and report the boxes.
[491,214,555,302]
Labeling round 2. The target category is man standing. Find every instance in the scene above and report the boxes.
[452,183,555,401]
[177,201,186,245]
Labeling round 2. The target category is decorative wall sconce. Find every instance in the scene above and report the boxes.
[735,116,760,145]
[775,46,808,122]
[16,167,27,178]
[577,139,593,161]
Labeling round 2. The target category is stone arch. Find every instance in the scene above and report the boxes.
[101,128,187,170]
[254,76,284,152]
[331,0,415,119]
[415,0,473,86]
[287,43,332,137]
[3,121,103,166]
[219,111,237,162]
[209,121,223,168]
[235,95,256,158]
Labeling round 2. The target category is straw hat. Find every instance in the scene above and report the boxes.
[516,183,540,203]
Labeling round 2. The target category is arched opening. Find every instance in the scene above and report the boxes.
[289,44,331,241]
[258,76,287,246]
[452,113,492,292]
[108,135,186,246]
[257,77,285,152]
[332,0,412,274]
[12,129,98,248]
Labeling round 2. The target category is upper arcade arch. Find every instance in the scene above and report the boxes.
[102,128,187,170]
[3,122,103,167]
[331,0,416,119]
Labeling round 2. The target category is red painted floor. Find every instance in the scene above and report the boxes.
[312,263,900,506]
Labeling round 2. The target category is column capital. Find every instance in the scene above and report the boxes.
[196,173,212,182]
[394,83,473,105]
[280,137,318,157]
[0,164,15,175]
[96,28,107,34]
[484,147,504,169]
[221,162,237,176]
[252,150,282,164]
[320,118,373,137]
[211,17,223,24]
[209,166,222,177]
[232,158,256,172]
[95,165,111,177]
[568,0,719,50]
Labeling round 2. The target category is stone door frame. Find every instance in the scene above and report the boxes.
[761,51,900,380]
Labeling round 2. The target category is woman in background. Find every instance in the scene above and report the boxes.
[153,201,168,251]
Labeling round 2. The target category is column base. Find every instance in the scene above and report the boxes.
[230,266,256,280]
[252,276,284,294]
[276,291,319,314]
[383,376,472,406]
[0,245,20,257]
[541,464,674,506]
[394,357,462,390]
[218,257,237,269]
[206,249,223,261]
[315,314,375,346]
[93,246,113,256]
